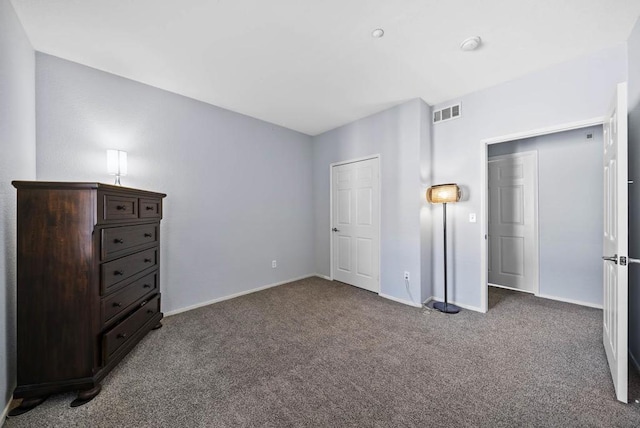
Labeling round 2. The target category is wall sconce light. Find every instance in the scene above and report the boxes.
[427,183,461,314]
[107,149,127,186]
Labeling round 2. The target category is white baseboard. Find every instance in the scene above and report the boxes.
[424,296,484,313]
[535,293,602,309]
[629,350,640,375]
[379,293,422,308]
[164,274,315,317]
[315,274,332,281]
[1,398,12,426]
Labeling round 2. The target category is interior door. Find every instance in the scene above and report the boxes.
[331,157,380,293]
[602,82,628,403]
[488,152,538,293]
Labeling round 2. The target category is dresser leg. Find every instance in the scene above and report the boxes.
[8,396,48,416]
[152,322,163,330]
[70,384,102,407]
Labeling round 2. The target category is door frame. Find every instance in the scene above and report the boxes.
[329,154,381,294]
[479,117,604,313]
[487,150,540,296]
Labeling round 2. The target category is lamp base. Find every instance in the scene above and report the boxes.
[433,301,460,314]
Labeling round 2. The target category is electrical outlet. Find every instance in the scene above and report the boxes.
[272,260,277,268]
[469,213,477,223]
[404,271,410,281]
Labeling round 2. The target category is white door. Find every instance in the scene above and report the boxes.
[488,152,538,294]
[331,157,380,293]
[602,82,628,403]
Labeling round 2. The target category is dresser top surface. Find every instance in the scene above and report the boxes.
[12,181,166,198]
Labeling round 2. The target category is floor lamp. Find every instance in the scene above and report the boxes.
[427,183,461,314]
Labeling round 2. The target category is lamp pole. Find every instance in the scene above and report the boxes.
[434,201,460,314]
[443,202,448,309]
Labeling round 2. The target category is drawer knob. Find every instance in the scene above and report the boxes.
[114,270,124,276]
[117,333,127,339]
[143,284,151,288]
[147,309,154,314]
[116,205,127,211]
[114,238,124,244]
[112,302,122,308]
[144,258,152,263]
[144,233,153,238]
[145,206,155,211]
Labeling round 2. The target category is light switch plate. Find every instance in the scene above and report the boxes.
[469,213,477,223]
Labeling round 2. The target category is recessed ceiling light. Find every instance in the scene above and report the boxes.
[371,28,384,38]
[460,36,482,51]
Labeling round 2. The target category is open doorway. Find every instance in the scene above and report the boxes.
[483,124,604,310]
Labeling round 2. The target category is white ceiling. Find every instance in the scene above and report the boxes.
[10,0,640,135]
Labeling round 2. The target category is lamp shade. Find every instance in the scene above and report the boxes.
[427,183,460,204]
[107,149,127,176]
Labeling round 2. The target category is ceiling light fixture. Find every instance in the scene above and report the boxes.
[460,36,482,51]
[371,28,384,38]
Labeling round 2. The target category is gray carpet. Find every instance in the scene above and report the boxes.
[5,277,640,427]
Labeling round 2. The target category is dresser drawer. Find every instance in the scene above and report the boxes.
[101,248,157,294]
[139,198,162,219]
[101,224,158,260]
[103,294,160,360]
[102,271,158,325]
[103,194,138,222]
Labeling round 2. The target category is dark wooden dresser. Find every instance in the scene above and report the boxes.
[11,181,166,414]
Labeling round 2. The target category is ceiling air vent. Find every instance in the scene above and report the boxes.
[433,103,461,124]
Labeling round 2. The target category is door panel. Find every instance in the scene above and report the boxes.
[488,152,538,293]
[357,188,373,225]
[337,236,351,272]
[332,158,380,293]
[500,186,524,224]
[500,236,524,276]
[602,82,628,403]
[356,238,373,276]
[338,190,351,224]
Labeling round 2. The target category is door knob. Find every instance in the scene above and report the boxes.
[602,254,618,264]
[332,228,339,232]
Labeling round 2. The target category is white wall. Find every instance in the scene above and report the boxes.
[431,44,627,310]
[312,98,430,305]
[488,126,603,307]
[0,0,36,413]
[419,102,433,301]
[35,53,315,314]
[627,17,640,369]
